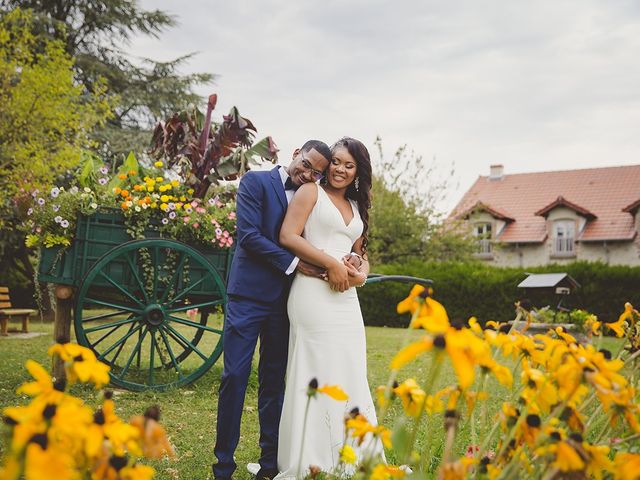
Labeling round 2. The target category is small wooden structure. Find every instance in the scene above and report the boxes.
[517,273,580,320]
[0,286,36,336]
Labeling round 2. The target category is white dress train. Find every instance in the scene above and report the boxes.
[276,185,384,479]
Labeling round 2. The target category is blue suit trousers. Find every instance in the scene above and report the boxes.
[213,293,289,477]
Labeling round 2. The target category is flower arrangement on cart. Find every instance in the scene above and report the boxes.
[17,94,278,392]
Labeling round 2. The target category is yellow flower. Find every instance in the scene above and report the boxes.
[393,379,425,417]
[48,343,110,388]
[339,445,357,464]
[390,336,433,370]
[17,360,64,403]
[554,441,585,472]
[160,203,168,211]
[129,408,176,459]
[370,464,406,480]
[317,385,349,401]
[438,458,474,480]
[397,285,450,333]
[24,443,78,480]
[584,444,613,480]
[345,414,376,445]
[187,188,194,195]
[605,305,631,337]
[614,452,640,480]
[376,385,391,409]
[154,161,163,167]
[160,194,170,203]
[171,180,180,187]
[121,464,156,480]
[411,297,450,333]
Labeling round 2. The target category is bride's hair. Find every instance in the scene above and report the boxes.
[330,137,372,257]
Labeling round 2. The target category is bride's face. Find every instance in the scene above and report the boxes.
[328,147,357,190]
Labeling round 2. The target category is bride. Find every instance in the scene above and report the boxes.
[276,137,383,478]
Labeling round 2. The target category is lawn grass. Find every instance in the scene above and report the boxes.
[0,321,625,479]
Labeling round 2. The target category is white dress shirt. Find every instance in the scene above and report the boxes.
[278,166,300,275]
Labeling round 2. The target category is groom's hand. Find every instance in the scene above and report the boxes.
[342,252,364,271]
[296,260,326,278]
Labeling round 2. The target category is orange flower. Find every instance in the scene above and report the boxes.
[316,385,349,401]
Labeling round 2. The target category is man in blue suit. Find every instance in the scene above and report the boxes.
[213,140,333,480]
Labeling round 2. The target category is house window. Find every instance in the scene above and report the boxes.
[553,220,575,255]
[474,222,492,255]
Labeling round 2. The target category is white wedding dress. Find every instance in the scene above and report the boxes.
[276,185,384,479]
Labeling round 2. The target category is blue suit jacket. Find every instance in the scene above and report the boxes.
[226,167,296,302]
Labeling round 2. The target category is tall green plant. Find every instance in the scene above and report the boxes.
[149,94,278,198]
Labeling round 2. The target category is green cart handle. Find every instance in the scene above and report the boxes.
[364,274,433,287]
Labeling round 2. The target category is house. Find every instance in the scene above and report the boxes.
[449,164,640,267]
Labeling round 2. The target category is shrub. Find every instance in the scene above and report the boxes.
[360,261,640,327]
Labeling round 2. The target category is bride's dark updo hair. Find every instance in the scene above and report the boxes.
[330,137,372,257]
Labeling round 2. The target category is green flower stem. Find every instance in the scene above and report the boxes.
[408,351,444,467]
[418,414,434,473]
[297,394,313,479]
[377,307,422,422]
[611,432,640,445]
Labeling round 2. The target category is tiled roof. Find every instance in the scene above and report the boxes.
[458,201,515,222]
[450,165,640,243]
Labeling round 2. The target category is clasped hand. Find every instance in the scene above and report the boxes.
[296,255,365,293]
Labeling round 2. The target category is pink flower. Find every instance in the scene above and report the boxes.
[228,212,236,219]
[222,231,229,238]
[191,201,198,208]
[227,237,234,246]
[192,223,200,228]
[196,207,206,214]
[183,216,191,223]
[186,308,199,320]
[465,445,479,458]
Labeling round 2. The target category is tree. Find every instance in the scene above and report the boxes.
[0,8,110,309]
[368,137,475,264]
[0,7,110,201]
[0,0,213,158]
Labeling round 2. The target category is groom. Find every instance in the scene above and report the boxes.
[212,140,333,480]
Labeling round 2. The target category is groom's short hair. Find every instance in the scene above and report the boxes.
[300,140,332,163]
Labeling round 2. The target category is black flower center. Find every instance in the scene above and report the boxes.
[109,454,128,471]
[526,414,541,428]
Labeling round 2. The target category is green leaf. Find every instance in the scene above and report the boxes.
[390,416,412,460]
[244,136,279,166]
[108,151,139,189]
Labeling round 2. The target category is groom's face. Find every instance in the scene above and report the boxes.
[287,148,329,186]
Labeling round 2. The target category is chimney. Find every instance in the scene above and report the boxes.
[489,164,504,181]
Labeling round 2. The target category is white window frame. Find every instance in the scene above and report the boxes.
[473,222,492,255]
[553,219,575,256]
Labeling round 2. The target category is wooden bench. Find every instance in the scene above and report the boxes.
[0,286,36,336]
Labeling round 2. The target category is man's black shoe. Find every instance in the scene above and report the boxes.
[255,468,278,480]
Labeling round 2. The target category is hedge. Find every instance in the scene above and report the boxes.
[360,261,640,328]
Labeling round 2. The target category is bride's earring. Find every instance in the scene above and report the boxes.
[354,177,360,191]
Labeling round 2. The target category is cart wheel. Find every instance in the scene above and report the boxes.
[75,239,227,391]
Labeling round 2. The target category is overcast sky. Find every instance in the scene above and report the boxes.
[129,0,640,212]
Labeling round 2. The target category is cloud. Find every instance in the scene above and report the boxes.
[131,0,640,211]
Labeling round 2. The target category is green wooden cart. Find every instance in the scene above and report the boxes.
[39,209,233,391]
[39,209,433,392]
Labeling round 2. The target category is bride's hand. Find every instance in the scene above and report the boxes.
[327,260,349,292]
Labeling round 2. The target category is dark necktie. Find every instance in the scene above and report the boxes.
[284,177,298,191]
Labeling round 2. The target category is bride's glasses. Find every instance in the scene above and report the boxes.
[299,151,325,181]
